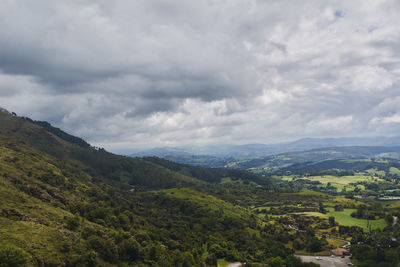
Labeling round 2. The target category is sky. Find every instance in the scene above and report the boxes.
[1,0,400,153]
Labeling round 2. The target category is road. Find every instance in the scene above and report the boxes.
[297,255,352,267]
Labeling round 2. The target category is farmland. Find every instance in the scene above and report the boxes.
[326,208,386,230]
[282,173,384,191]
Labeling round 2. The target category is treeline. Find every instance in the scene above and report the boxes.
[144,157,277,186]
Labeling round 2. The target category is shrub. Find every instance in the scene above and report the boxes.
[0,246,29,267]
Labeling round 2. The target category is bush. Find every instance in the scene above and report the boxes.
[0,246,29,267]
[64,215,80,231]
[118,238,141,261]
[225,249,240,261]
[72,250,98,267]
[209,244,225,258]
[87,235,118,263]
[307,237,322,252]
[293,239,305,250]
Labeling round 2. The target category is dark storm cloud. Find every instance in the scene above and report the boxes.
[0,0,400,152]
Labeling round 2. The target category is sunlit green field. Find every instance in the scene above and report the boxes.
[326,208,386,230]
[389,167,400,175]
[293,208,386,230]
[326,238,347,248]
[383,200,400,208]
[366,168,386,176]
[292,212,329,218]
[283,174,383,191]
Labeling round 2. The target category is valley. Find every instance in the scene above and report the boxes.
[2,1,399,266]
[1,109,400,266]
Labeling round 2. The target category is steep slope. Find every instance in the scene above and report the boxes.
[0,135,122,265]
[0,135,308,266]
[0,109,316,266]
[0,110,203,189]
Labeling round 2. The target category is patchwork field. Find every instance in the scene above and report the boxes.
[283,174,384,191]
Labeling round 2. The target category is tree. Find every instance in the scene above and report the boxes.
[118,238,141,261]
[319,203,326,214]
[87,235,118,263]
[209,244,225,258]
[307,237,322,252]
[329,216,335,227]
[205,254,217,267]
[385,215,394,225]
[268,256,285,267]
[64,215,80,231]
[334,205,344,211]
[293,239,305,250]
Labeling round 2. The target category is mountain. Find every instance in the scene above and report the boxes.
[222,146,400,171]
[130,147,193,157]
[130,136,400,159]
[0,108,309,266]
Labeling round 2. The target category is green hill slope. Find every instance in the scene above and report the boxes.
[0,110,204,189]
[0,110,315,266]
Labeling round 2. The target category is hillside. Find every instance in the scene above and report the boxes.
[0,109,313,266]
[224,146,400,170]
[134,144,400,170]
[0,110,206,189]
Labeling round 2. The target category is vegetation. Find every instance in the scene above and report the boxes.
[0,111,315,266]
[1,109,400,266]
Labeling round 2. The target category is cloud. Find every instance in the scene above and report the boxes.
[0,0,400,152]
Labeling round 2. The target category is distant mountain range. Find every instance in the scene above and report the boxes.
[228,146,400,170]
[129,136,400,158]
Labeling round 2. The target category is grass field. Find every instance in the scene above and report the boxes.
[326,238,347,248]
[366,168,386,176]
[293,208,386,230]
[284,174,383,191]
[160,188,250,219]
[326,208,386,230]
[217,258,233,267]
[292,212,329,219]
[389,167,400,175]
[382,200,400,209]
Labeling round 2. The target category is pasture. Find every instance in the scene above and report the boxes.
[293,208,386,230]
[389,167,400,175]
[283,174,384,191]
[326,208,386,230]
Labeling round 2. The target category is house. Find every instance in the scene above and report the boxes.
[331,248,349,256]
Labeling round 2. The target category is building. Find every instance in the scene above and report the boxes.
[331,248,349,256]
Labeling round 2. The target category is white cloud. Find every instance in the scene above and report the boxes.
[348,65,392,91]
[0,0,400,152]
